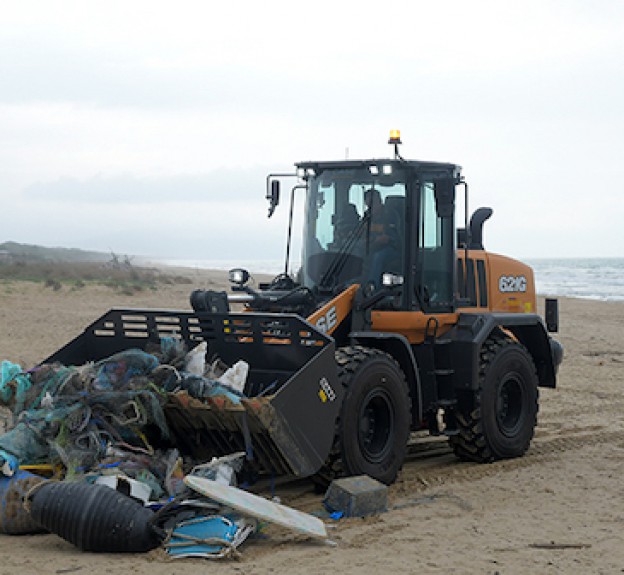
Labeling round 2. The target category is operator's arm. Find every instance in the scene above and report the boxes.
[377,209,400,246]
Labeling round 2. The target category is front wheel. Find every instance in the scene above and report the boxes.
[450,332,539,462]
[335,346,411,484]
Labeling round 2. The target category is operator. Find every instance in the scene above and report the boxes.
[364,188,400,288]
[332,203,361,249]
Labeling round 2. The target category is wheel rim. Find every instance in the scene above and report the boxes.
[496,372,524,436]
[358,387,394,463]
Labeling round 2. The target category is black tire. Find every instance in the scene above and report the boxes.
[335,346,411,484]
[450,332,539,463]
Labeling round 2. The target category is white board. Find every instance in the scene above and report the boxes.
[183,475,327,540]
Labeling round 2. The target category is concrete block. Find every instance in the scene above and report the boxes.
[323,475,388,517]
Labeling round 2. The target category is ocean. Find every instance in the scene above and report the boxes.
[526,258,624,302]
[162,257,624,302]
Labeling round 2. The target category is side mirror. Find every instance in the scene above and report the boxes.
[434,179,455,219]
[267,180,280,218]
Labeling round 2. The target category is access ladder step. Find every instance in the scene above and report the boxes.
[434,369,455,376]
[436,399,457,407]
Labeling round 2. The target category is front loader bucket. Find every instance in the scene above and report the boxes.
[43,309,343,479]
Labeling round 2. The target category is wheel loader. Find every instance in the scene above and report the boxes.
[44,131,563,485]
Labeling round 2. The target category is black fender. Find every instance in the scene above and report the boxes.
[509,325,562,388]
[450,313,561,389]
[348,331,423,425]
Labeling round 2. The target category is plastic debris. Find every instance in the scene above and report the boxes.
[164,514,256,559]
[0,421,50,476]
[95,474,152,504]
[151,497,222,532]
[0,470,47,534]
[0,361,32,414]
[177,373,243,404]
[152,343,245,404]
[93,350,159,391]
[189,452,246,486]
[184,475,328,540]
[216,360,249,395]
[158,337,186,366]
[0,350,172,477]
[162,448,184,497]
[184,342,207,377]
[0,449,18,476]
[28,481,162,552]
[205,357,229,380]
[0,345,294,559]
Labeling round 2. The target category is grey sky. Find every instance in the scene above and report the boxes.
[1,0,623,264]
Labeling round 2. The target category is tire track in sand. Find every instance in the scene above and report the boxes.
[395,427,624,496]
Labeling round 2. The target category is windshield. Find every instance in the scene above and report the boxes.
[301,166,407,292]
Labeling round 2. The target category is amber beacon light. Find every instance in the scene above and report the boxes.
[388,129,402,144]
[388,129,403,159]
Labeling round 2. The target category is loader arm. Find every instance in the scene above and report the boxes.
[306,284,359,336]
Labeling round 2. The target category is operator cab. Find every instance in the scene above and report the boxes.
[297,157,461,314]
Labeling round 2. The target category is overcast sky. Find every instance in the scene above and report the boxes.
[2,0,623,267]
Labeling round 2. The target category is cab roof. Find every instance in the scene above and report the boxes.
[296,158,462,178]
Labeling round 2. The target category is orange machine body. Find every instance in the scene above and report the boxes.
[367,251,536,345]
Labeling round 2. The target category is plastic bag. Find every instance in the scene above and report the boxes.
[216,361,249,395]
[184,342,207,377]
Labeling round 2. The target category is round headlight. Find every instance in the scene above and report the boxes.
[229,268,250,286]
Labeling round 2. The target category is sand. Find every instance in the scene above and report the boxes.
[1,268,623,574]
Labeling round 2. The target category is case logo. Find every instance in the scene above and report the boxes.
[499,275,527,293]
[316,305,338,333]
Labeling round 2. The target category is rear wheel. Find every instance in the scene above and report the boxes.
[450,332,539,462]
[334,346,411,484]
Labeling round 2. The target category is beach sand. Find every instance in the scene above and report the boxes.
[1,267,623,574]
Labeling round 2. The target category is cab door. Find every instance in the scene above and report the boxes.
[413,176,456,314]
[370,175,458,344]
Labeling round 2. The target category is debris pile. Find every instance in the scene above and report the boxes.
[0,343,328,559]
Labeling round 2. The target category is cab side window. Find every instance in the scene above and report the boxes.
[419,182,454,310]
